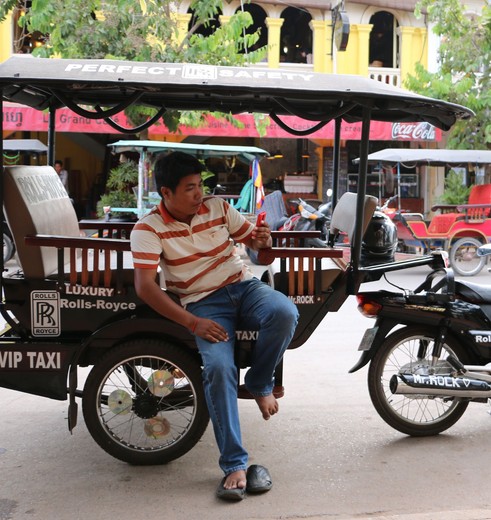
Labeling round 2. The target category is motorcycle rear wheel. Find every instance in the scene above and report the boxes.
[82,339,209,465]
[368,326,470,436]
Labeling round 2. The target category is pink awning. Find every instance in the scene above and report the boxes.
[3,103,441,141]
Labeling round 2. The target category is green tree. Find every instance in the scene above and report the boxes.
[438,169,471,205]
[1,0,267,133]
[406,0,491,149]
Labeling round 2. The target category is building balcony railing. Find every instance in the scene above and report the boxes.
[250,62,402,88]
[368,67,401,87]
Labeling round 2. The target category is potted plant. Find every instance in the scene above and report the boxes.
[97,160,138,220]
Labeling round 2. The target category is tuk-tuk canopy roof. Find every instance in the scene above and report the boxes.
[0,55,473,133]
[3,138,48,153]
[109,140,269,164]
[358,148,491,166]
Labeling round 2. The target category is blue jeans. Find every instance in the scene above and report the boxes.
[187,278,299,476]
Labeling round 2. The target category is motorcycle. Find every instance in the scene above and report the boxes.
[247,192,332,265]
[281,194,332,247]
[351,249,491,436]
[248,191,398,265]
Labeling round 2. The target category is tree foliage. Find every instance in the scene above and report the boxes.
[407,1,491,149]
[438,170,471,205]
[1,0,267,133]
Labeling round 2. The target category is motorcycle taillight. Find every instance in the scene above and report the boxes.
[356,294,382,317]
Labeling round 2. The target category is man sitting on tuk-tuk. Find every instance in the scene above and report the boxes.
[130,151,299,501]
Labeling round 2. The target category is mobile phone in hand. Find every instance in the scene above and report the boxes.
[256,211,266,226]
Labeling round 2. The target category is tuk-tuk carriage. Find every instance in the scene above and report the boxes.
[358,148,491,276]
[0,55,472,464]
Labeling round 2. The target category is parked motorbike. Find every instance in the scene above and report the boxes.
[248,191,398,266]
[281,194,332,247]
[247,191,332,265]
[351,249,491,436]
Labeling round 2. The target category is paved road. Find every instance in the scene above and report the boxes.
[2,263,491,520]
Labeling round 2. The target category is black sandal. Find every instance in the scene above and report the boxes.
[246,465,273,494]
[216,477,246,501]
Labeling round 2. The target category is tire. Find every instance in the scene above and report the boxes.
[3,232,14,263]
[449,237,485,276]
[367,326,470,436]
[82,339,209,465]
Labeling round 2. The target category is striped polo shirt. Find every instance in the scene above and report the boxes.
[130,196,255,305]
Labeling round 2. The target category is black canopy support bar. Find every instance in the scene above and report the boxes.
[102,106,167,134]
[332,117,342,208]
[53,90,143,119]
[348,106,372,293]
[273,98,356,122]
[48,108,56,165]
[0,89,4,284]
[269,112,329,136]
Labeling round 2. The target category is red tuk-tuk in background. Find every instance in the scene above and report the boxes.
[359,148,491,276]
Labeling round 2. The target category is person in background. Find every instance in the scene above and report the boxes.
[130,151,299,502]
[369,29,392,67]
[54,159,69,193]
[300,46,313,64]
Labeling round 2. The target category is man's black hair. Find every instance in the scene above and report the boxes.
[154,151,204,195]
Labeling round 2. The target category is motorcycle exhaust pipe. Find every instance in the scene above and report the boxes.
[390,373,491,398]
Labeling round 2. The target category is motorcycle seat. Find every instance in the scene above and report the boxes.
[455,280,491,304]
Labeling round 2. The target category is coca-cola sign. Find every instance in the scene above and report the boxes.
[391,122,436,140]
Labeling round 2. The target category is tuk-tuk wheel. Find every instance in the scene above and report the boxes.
[449,237,486,277]
[82,339,209,465]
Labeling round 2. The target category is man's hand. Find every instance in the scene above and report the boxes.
[250,221,272,250]
[193,317,229,343]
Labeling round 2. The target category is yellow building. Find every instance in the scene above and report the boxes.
[0,1,485,215]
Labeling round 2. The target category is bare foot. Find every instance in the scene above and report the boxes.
[223,469,247,490]
[254,394,278,420]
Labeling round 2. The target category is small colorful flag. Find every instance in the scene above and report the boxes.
[251,159,265,209]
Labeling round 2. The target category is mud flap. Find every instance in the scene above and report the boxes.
[68,364,78,432]
[349,319,398,373]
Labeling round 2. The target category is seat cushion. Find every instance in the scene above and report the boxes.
[330,192,378,242]
[3,165,80,278]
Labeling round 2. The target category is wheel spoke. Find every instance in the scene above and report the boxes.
[96,356,198,450]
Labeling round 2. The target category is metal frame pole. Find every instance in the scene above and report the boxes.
[351,107,372,278]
